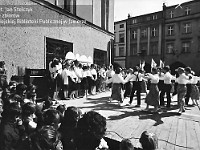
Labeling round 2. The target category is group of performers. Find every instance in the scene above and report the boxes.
[106,65,200,114]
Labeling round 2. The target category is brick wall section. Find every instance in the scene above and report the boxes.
[0,0,114,81]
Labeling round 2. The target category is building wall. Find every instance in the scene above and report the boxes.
[114,20,126,68]
[126,12,163,69]
[164,0,200,74]
[0,0,113,80]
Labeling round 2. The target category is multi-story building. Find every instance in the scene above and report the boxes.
[0,0,114,80]
[114,0,200,74]
[164,0,200,74]
[114,19,126,68]
[126,11,163,71]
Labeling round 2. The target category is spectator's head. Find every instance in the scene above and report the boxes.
[27,84,37,93]
[120,139,135,150]
[56,105,66,114]
[76,111,107,150]
[43,109,60,128]
[43,99,53,110]
[22,102,36,117]
[139,131,158,150]
[8,81,17,92]
[1,102,21,122]
[62,106,82,127]
[27,92,37,101]
[16,83,27,96]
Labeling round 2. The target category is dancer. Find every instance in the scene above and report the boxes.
[160,66,175,108]
[175,67,191,114]
[185,67,192,106]
[144,68,160,113]
[127,66,143,107]
[105,67,126,106]
[190,71,200,106]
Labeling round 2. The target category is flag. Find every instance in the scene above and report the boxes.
[151,59,157,69]
[159,60,165,69]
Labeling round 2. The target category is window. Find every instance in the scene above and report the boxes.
[183,23,192,34]
[131,30,137,39]
[141,29,147,38]
[182,41,191,53]
[120,24,124,28]
[152,15,157,20]
[151,27,157,37]
[130,44,137,55]
[119,33,125,43]
[150,42,158,55]
[185,7,191,15]
[114,47,116,56]
[166,43,174,54]
[169,10,174,18]
[140,43,147,53]
[132,19,137,24]
[167,25,174,36]
[119,47,125,56]
[147,16,151,21]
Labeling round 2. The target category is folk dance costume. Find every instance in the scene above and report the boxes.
[126,68,144,106]
[160,67,175,108]
[106,73,126,105]
[176,67,191,114]
[190,75,200,105]
[90,67,98,95]
[144,73,160,112]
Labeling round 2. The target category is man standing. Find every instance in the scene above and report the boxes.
[160,66,175,108]
[127,66,143,107]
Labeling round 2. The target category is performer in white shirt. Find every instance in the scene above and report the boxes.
[90,64,98,95]
[185,67,192,106]
[124,68,134,98]
[143,68,160,112]
[105,67,126,106]
[190,71,200,106]
[159,66,175,108]
[126,66,144,107]
[175,67,191,114]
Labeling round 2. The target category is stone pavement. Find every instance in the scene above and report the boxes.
[57,91,200,150]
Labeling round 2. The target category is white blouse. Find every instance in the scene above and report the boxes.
[176,73,190,84]
[106,74,126,84]
[148,74,159,84]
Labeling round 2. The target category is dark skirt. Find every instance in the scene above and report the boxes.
[68,77,77,91]
[145,84,159,106]
[81,77,90,90]
[111,83,123,103]
[158,80,164,91]
[190,84,200,100]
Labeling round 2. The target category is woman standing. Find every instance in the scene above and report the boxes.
[175,67,190,114]
[90,64,98,95]
[105,67,126,106]
[144,68,160,112]
[190,71,200,106]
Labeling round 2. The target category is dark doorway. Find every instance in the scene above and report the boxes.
[46,37,73,69]
[93,48,107,66]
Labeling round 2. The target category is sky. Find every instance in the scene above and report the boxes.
[114,0,192,22]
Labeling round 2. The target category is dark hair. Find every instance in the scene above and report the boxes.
[120,139,135,150]
[2,102,21,118]
[62,106,82,127]
[133,66,139,72]
[163,66,170,72]
[139,131,158,150]
[27,92,37,99]
[115,67,122,74]
[22,102,36,116]
[185,67,191,73]
[76,111,107,149]
[56,105,66,114]
[43,109,60,126]
[27,84,36,92]
[16,83,27,93]
[151,68,158,74]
